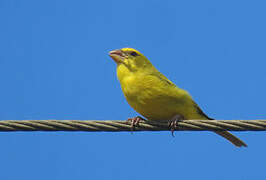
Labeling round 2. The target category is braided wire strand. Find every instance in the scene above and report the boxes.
[0,120,265,132]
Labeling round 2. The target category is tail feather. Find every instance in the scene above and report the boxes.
[193,101,247,147]
[214,131,247,147]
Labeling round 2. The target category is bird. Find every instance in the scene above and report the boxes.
[109,47,247,147]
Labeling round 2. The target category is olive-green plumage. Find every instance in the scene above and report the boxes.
[109,47,247,147]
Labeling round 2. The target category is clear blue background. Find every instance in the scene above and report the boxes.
[0,0,265,179]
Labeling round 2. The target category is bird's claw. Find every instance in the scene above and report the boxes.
[168,120,178,137]
[168,114,184,137]
[127,116,145,131]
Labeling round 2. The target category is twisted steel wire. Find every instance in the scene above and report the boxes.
[0,120,265,132]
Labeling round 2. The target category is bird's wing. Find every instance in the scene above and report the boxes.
[149,71,176,87]
[192,100,213,120]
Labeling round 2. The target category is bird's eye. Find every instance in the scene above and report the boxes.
[130,51,138,56]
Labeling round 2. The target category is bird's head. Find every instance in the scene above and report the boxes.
[109,48,152,71]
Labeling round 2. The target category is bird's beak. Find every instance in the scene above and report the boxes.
[109,49,125,63]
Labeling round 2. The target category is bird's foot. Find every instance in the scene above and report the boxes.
[168,114,184,137]
[127,116,146,131]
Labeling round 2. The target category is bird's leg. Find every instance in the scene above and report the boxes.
[127,116,146,131]
[168,114,184,137]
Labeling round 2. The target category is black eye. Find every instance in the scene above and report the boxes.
[130,51,138,56]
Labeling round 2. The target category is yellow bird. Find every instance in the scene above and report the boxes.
[109,47,247,147]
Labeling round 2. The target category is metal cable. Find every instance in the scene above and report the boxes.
[0,120,265,132]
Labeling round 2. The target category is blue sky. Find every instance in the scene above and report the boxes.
[0,0,266,179]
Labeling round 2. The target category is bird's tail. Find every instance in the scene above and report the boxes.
[208,117,247,147]
[193,102,247,147]
[214,131,247,147]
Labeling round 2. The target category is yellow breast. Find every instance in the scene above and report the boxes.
[117,65,199,121]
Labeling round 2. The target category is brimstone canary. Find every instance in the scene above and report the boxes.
[109,47,247,147]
